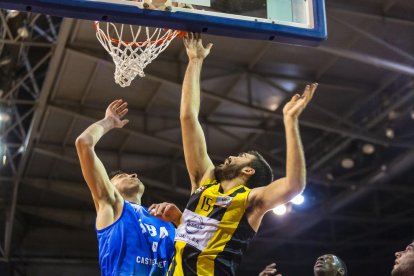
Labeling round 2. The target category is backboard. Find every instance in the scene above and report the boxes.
[0,0,327,46]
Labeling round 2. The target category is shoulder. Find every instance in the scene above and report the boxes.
[192,179,218,195]
[246,186,266,210]
[196,170,215,186]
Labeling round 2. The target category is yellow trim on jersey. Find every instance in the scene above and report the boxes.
[172,241,186,276]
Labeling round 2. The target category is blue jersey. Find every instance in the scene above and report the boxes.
[96,201,176,276]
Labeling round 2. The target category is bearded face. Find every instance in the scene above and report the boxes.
[214,162,245,183]
[392,242,414,276]
[214,153,257,183]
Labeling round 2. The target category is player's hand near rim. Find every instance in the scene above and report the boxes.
[183,32,213,61]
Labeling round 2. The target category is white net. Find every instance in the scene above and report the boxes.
[95,22,180,87]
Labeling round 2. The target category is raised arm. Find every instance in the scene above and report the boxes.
[249,84,317,224]
[75,99,129,213]
[181,33,215,192]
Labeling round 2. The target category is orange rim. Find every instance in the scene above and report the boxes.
[94,21,186,46]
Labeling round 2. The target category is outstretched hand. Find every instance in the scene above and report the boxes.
[283,83,317,120]
[105,99,129,128]
[148,202,182,227]
[258,263,282,276]
[183,32,213,60]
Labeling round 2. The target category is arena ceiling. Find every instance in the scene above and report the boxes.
[0,0,414,275]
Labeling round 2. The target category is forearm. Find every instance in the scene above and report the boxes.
[180,58,204,120]
[172,212,183,228]
[76,118,115,147]
[284,117,306,193]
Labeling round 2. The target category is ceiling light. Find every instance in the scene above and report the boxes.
[1,145,6,166]
[385,128,394,139]
[17,145,25,154]
[388,110,399,120]
[269,103,279,111]
[362,143,375,155]
[0,112,11,122]
[411,111,414,120]
[0,58,11,67]
[6,10,19,19]
[17,26,29,39]
[291,194,305,205]
[326,173,334,180]
[341,158,354,169]
[273,204,287,216]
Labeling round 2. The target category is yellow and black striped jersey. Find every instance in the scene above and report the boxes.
[168,179,256,276]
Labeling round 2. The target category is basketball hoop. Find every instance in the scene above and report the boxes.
[95,21,184,87]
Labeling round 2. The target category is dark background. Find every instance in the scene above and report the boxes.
[0,0,413,275]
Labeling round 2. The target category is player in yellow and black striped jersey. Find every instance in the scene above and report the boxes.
[169,178,254,275]
[150,33,318,276]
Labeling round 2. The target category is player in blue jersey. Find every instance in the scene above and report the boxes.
[75,99,182,276]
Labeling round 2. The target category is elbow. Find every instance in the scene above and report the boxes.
[288,178,306,197]
[298,177,306,192]
[180,112,197,123]
[75,135,92,150]
[296,180,306,195]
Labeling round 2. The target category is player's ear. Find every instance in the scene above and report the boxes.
[241,166,255,176]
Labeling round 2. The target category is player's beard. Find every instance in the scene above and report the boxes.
[391,268,401,276]
[391,266,408,276]
[391,264,413,276]
[214,163,244,183]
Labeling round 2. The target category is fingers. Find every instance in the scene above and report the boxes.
[117,101,128,116]
[148,202,168,216]
[291,93,301,102]
[118,108,128,118]
[116,102,128,114]
[149,203,162,215]
[308,82,318,100]
[183,32,202,43]
[290,82,317,105]
[121,119,129,127]
[153,204,161,216]
[148,204,155,213]
[266,263,277,269]
[262,263,279,276]
[206,43,213,51]
[157,203,168,216]
[108,99,122,109]
[108,99,128,114]
[164,204,173,215]
[302,82,318,102]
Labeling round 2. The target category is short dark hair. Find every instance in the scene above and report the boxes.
[336,256,347,276]
[109,170,125,179]
[245,151,274,188]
